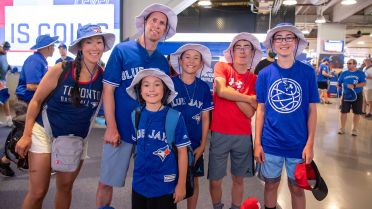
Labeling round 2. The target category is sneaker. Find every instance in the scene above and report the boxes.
[5,116,13,127]
[365,113,372,118]
[0,161,15,177]
[338,128,345,135]
[351,129,358,136]
[325,101,332,104]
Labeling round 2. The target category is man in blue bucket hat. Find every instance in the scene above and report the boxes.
[96,3,177,209]
[15,34,59,103]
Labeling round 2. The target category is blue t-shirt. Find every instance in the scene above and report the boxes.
[256,60,320,158]
[338,70,366,96]
[131,106,190,198]
[317,63,330,82]
[103,40,170,143]
[171,76,213,149]
[0,54,9,80]
[16,52,48,102]
[55,56,74,64]
[36,63,103,138]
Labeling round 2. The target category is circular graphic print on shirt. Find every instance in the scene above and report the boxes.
[268,78,302,114]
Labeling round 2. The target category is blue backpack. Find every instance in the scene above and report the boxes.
[131,106,195,199]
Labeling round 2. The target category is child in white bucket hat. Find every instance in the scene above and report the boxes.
[169,44,213,209]
[96,4,176,208]
[209,32,261,209]
[126,68,191,209]
[15,24,115,209]
[255,23,320,209]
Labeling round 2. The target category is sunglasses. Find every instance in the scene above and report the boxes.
[347,62,355,65]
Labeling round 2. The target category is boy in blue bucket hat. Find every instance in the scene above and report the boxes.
[15,34,59,103]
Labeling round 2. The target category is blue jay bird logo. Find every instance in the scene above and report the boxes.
[153,145,172,162]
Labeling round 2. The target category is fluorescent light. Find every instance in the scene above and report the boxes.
[283,0,297,5]
[341,0,357,5]
[357,41,365,45]
[198,0,212,6]
[315,15,326,24]
[302,29,310,35]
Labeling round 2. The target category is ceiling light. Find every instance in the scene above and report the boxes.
[357,41,365,45]
[341,0,357,5]
[198,0,212,6]
[283,0,297,5]
[302,29,310,35]
[315,15,326,24]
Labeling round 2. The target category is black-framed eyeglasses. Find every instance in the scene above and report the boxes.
[233,45,253,52]
[273,36,297,43]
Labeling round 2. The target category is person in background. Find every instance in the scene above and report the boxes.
[55,43,74,64]
[317,57,333,104]
[254,48,275,75]
[169,44,213,209]
[362,58,372,118]
[0,41,13,126]
[15,24,115,209]
[209,32,262,209]
[96,3,177,209]
[15,34,59,103]
[255,23,319,209]
[337,59,366,136]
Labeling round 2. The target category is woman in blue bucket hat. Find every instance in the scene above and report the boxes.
[16,24,115,209]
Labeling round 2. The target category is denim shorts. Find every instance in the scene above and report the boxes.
[256,153,303,185]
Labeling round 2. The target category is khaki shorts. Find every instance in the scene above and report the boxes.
[365,89,372,102]
[29,123,88,159]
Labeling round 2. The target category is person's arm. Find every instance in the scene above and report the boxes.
[302,103,317,164]
[173,146,187,203]
[236,101,256,118]
[214,77,256,106]
[15,63,64,158]
[254,103,265,163]
[193,111,210,161]
[102,83,121,147]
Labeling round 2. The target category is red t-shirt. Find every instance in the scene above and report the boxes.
[211,62,257,135]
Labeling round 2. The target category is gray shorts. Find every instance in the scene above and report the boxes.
[99,141,133,187]
[207,132,254,180]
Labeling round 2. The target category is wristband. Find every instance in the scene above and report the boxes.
[353,84,357,88]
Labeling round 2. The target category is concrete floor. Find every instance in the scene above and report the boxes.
[0,98,371,209]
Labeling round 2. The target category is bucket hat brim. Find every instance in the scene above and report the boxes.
[126,68,178,104]
[223,32,262,69]
[135,3,177,40]
[30,36,59,50]
[264,24,308,57]
[170,44,212,77]
[69,33,115,55]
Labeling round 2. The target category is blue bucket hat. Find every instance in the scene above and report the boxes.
[69,24,115,55]
[30,35,59,50]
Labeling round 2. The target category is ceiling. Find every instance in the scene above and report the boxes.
[194,0,372,43]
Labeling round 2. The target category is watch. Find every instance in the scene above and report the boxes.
[353,84,357,88]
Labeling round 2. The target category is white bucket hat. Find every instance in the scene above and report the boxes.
[135,3,177,40]
[126,68,178,104]
[223,32,263,69]
[264,23,308,57]
[69,24,115,55]
[170,44,212,77]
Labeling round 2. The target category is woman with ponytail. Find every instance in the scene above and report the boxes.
[15,24,115,209]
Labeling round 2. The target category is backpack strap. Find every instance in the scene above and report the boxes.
[165,108,181,147]
[131,106,144,140]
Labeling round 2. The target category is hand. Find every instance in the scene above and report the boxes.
[173,183,186,203]
[15,135,32,159]
[302,144,314,164]
[193,146,204,163]
[103,126,121,147]
[254,144,265,163]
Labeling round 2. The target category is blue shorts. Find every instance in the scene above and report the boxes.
[99,141,134,187]
[256,153,303,185]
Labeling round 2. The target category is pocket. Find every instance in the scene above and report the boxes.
[51,135,83,172]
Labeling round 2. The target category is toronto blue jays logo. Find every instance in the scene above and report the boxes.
[192,113,201,124]
[153,145,172,162]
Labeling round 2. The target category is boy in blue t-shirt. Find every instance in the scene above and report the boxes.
[126,68,191,209]
[169,44,213,209]
[255,23,320,209]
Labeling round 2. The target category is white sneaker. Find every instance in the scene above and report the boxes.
[338,128,345,135]
[5,116,13,127]
[351,129,358,136]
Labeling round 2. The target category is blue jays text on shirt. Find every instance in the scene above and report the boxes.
[60,85,101,107]
[343,75,359,84]
[121,67,144,81]
[171,98,204,110]
[135,129,167,143]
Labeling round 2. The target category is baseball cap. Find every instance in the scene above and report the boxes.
[58,43,67,49]
[241,197,261,209]
[294,161,328,201]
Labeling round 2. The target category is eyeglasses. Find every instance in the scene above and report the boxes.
[233,45,253,52]
[347,62,354,65]
[273,36,297,43]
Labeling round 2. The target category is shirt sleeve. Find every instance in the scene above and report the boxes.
[202,82,213,112]
[175,115,191,148]
[255,71,267,103]
[25,60,45,84]
[338,72,344,85]
[103,46,123,87]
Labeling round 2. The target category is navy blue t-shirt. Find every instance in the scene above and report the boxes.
[55,56,74,64]
[338,70,366,96]
[256,60,320,158]
[131,106,190,198]
[171,76,213,149]
[103,40,170,143]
